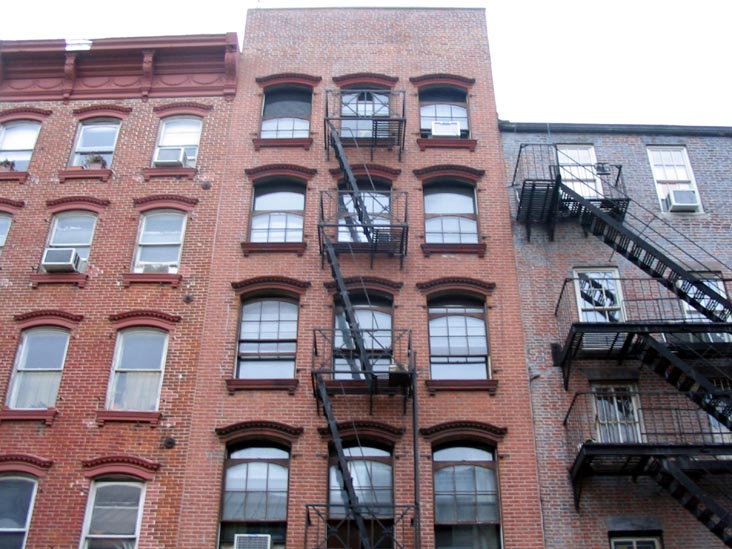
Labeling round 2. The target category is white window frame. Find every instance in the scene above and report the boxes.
[573,268,625,323]
[592,383,643,444]
[647,146,701,212]
[155,116,202,168]
[7,327,69,410]
[680,273,731,343]
[70,118,121,167]
[557,144,602,199]
[0,213,11,256]
[133,210,187,274]
[610,536,661,549]
[46,211,98,272]
[260,86,312,139]
[80,480,145,549]
[105,328,168,412]
[0,120,41,171]
[0,475,38,549]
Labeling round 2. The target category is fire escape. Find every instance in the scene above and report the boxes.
[305,89,419,548]
[513,144,732,546]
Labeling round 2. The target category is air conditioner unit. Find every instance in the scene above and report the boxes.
[431,121,461,137]
[153,147,187,167]
[594,162,612,176]
[233,534,272,549]
[665,189,699,212]
[41,247,81,273]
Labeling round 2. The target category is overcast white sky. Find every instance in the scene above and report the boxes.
[4,0,731,126]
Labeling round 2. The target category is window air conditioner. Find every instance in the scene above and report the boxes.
[431,121,461,137]
[665,189,699,212]
[41,247,81,273]
[153,147,187,167]
[594,162,612,176]
[233,534,272,549]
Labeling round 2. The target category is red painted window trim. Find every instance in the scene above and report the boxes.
[141,167,197,181]
[416,277,496,297]
[244,164,317,182]
[214,420,304,445]
[30,273,88,289]
[58,168,112,183]
[0,198,25,214]
[324,276,402,296]
[0,107,52,123]
[240,242,307,256]
[82,454,160,480]
[256,73,322,89]
[0,408,58,427]
[425,379,498,395]
[252,137,313,151]
[419,420,507,445]
[225,378,299,395]
[231,276,311,297]
[413,164,485,183]
[153,102,213,118]
[108,310,181,330]
[328,164,401,181]
[95,411,162,429]
[317,420,404,446]
[421,243,487,258]
[333,73,398,89]
[0,171,29,183]
[122,273,182,288]
[133,194,198,212]
[72,105,132,121]
[409,73,476,90]
[46,196,110,214]
[417,138,477,152]
[0,453,53,477]
[13,310,83,330]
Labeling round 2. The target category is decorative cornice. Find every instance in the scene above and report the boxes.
[333,73,398,88]
[215,420,304,444]
[318,420,405,445]
[0,198,26,212]
[420,421,507,444]
[231,276,311,296]
[245,164,317,181]
[153,102,213,117]
[413,165,485,182]
[417,138,477,152]
[133,194,198,212]
[141,167,197,181]
[58,168,112,183]
[416,277,495,296]
[30,273,88,289]
[409,73,476,89]
[421,243,486,258]
[0,107,52,123]
[46,196,110,214]
[108,310,182,329]
[324,276,403,295]
[256,73,322,88]
[82,455,160,480]
[0,453,53,476]
[72,105,133,120]
[122,273,182,288]
[329,164,401,181]
[14,310,83,329]
[0,171,30,183]
[252,137,313,151]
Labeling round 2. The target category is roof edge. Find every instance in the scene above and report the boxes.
[498,119,732,137]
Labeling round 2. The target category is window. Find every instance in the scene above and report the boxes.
[106,328,167,411]
[574,269,624,323]
[70,118,120,167]
[0,213,11,256]
[0,121,41,171]
[424,182,479,244]
[592,384,641,444]
[337,180,391,243]
[220,445,289,549]
[0,476,37,549]
[610,537,660,549]
[557,145,602,199]
[81,480,145,549]
[433,445,501,549]
[648,146,700,211]
[250,182,305,243]
[45,211,97,272]
[237,298,298,379]
[680,274,730,342]
[133,210,187,274]
[260,86,312,139]
[341,89,390,139]
[419,87,469,138]
[154,116,202,167]
[6,327,69,409]
[710,378,732,444]
[334,295,392,379]
[428,296,489,380]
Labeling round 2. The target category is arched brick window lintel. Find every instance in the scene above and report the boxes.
[329,164,401,181]
[215,420,304,446]
[256,73,322,89]
[245,164,317,182]
[333,73,399,89]
[420,421,507,446]
[324,276,402,296]
[417,278,496,298]
[46,196,110,215]
[108,310,181,330]
[152,102,213,118]
[72,105,132,121]
[413,165,485,183]
[0,107,52,123]
[409,73,476,90]
[0,454,53,477]
[0,198,25,214]
[14,310,83,330]
[318,421,404,446]
[82,455,160,481]
[133,195,198,213]
[231,276,311,297]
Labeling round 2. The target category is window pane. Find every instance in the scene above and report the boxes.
[0,215,11,248]
[2,123,40,150]
[110,371,161,411]
[425,190,475,214]
[51,214,95,246]
[0,478,34,529]
[254,191,305,211]
[160,118,202,146]
[89,484,141,536]
[140,213,184,244]
[79,123,118,149]
[116,330,166,371]
[20,329,68,371]
[10,371,62,409]
[263,88,312,119]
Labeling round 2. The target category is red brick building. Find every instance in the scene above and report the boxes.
[0,8,544,549]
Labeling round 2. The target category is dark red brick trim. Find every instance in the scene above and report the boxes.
[0,453,53,476]
[82,454,160,480]
[231,276,311,296]
[245,164,317,181]
[122,273,182,288]
[0,171,29,183]
[421,243,486,258]
[0,107,52,123]
[416,277,496,296]
[30,273,88,289]
[241,242,307,256]
[329,164,401,181]
[133,194,198,212]
[215,420,304,445]
[0,198,25,212]
[318,420,405,445]
[141,167,196,181]
[417,138,477,152]
[108,310,181,329]
[46,196,110,214]
[409,73,476,89]
[72,105,132,120]
[94,411,162,429]
[225,378,299,395]
[252,137,313,151]
[413,165,485,182]
[333,73,398,88]
[0,408,58,427]
[420,420,507,444]
[14,310,83,329]
[58,168,112,183]
[425,379,498,395]
[256,73,322,88]
[324,276,403,295]
[153,102,213,117]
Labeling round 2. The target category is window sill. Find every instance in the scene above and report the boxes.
[96,410,161,426]
[241,242,307,256]
[426,379,498,395]
[226,378,299,395]
[30,272,88,288]
[417,137,477,151]
[0,170,29,183]
[142,167,196,181]
[122,273,182,288]
[421,243,486,258]
[58,168,112,183]
[0,407,58,425]
[252,137,313,151]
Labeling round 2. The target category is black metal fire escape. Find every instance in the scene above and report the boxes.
[515,144,732,545]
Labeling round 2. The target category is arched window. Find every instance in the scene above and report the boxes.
[153,116,202,167]
[80,479,145,549]
[6,327,70,409]
[337,179,391,243]
[106,328,168,411]
[424,181,479,244]
[0,121,41,171]
[340,88,390,139]
[419,87,469,138]
[0,475,37,547]
[433,445,500,549]
[0,213,11,257]
[133,209,187,274]
[334,294,393,379]
[260,86,312,139]
[250,181,305,243]
[70,118,121,168]
[44,211,98,273]
[220,445,289,549]
[237,297,298,379]
[428,296,489,380]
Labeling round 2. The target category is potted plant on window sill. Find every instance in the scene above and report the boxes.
[0,159,16,172]
[84,155,107,170]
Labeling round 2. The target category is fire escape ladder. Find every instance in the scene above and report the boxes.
[646,457,732,547]
[315,373,373,549]
[639,336,732,430]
